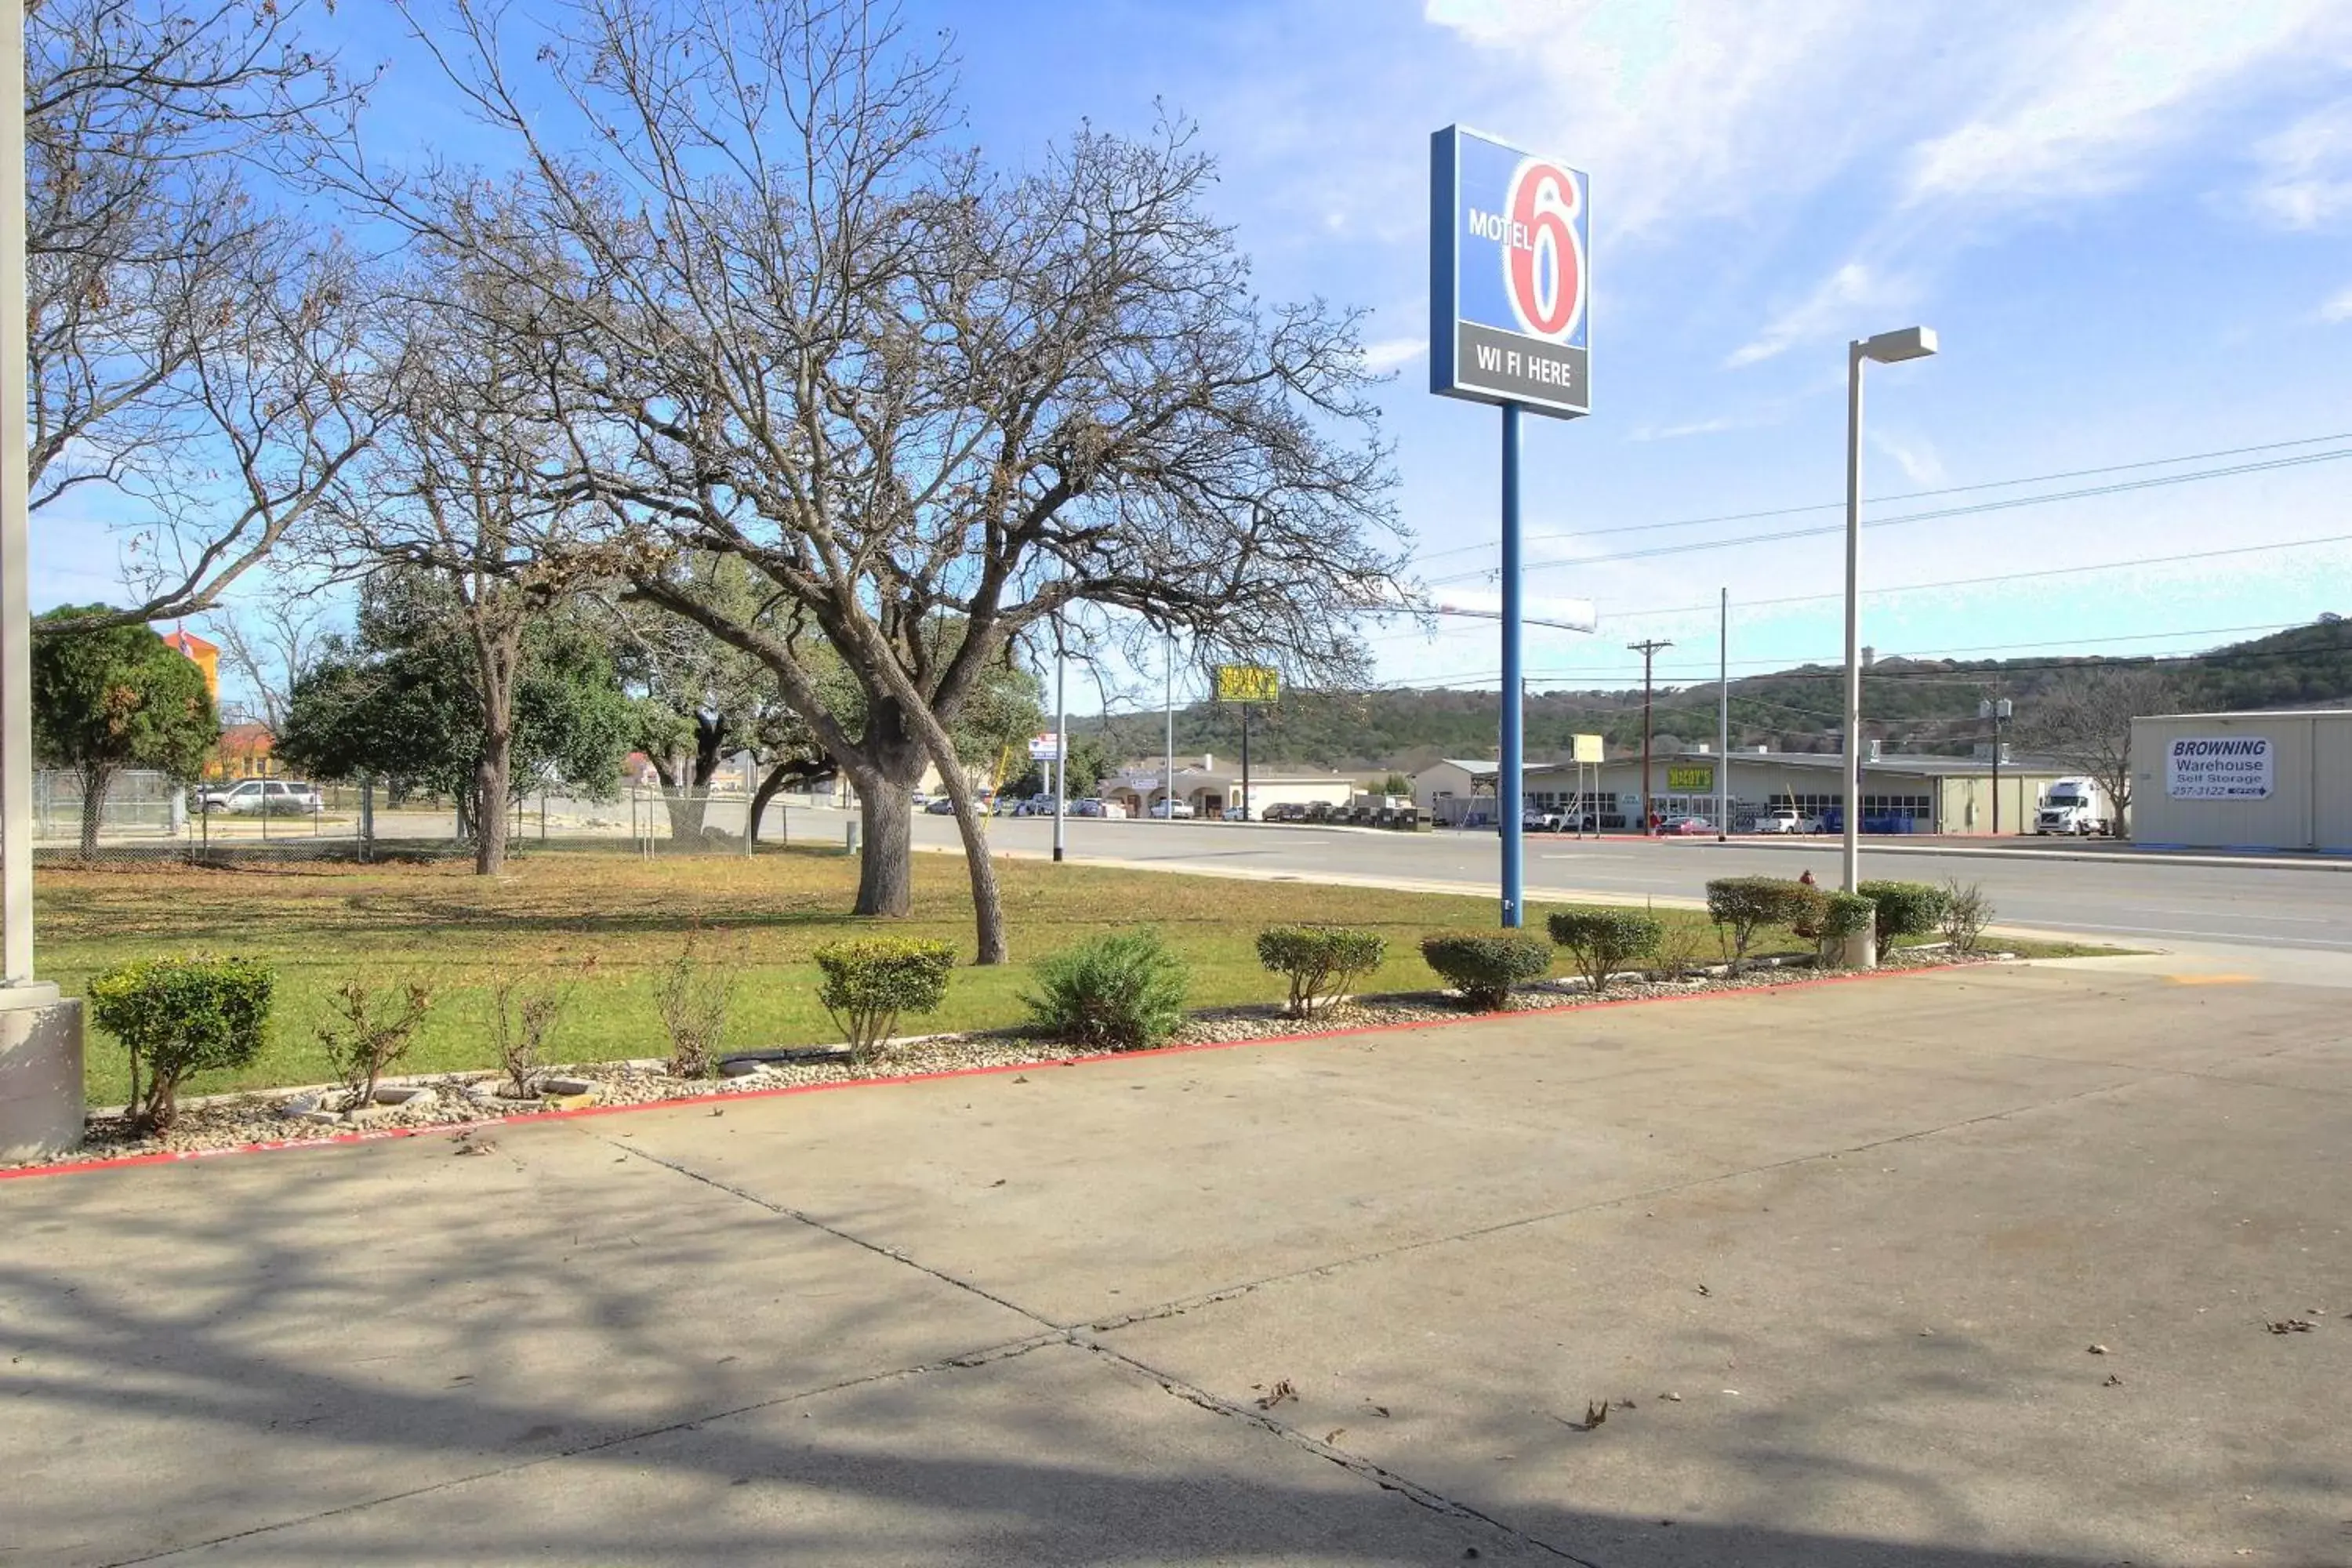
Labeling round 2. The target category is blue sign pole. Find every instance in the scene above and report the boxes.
[1499,404,1524,928]
[1430,123,1588,931]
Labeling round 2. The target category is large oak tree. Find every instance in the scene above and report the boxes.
[375,0,1404,960]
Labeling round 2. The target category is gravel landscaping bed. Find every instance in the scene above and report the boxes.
[8,946,2009,1174]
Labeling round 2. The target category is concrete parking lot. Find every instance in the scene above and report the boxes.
[4,958,2347,1566]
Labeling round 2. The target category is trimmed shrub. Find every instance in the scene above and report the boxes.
[1420,929,1554,1010]
[1022,929,1189,1051]
[1545,909,1663,995]
[1817,892,1876,956]
[815,937,957,1062]
[86,956,274,1132]
[1705,877,1825,972]
[1856,880,1949,960]
[1256,925,1387,1018]
[318,978,434,1109]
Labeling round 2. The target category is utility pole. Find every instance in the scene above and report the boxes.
[1628,639,1673,837]
[1716,589,1730,840]
[1980,693,2012,835]
[1163,632,1175,823]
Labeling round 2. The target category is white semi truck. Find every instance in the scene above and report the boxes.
[2033,776,2115,837]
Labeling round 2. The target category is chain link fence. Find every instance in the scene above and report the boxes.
[31,774,851,866]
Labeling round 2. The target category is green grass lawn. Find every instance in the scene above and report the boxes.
[35,846,2111,1104]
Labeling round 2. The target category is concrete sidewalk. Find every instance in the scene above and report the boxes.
[3,963,2347,1565]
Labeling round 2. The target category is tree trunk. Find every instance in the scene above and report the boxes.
[855,773,913,915]
[945,782,1007,964]
[474,728,513,875]
[78,768,111,861]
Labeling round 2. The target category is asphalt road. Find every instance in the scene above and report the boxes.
[901,812,2352,954]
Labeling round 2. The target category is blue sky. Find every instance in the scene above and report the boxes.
[36,0,2352,710]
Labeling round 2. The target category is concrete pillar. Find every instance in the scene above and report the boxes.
[1824,909,1878,971]
[0,985,84,1160]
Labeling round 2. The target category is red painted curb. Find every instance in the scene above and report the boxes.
[0,962,1955,1185]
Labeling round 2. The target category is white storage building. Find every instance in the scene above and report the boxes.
[2128,710,2352,853]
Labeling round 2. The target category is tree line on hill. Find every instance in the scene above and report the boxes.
[1073,616,2352,773]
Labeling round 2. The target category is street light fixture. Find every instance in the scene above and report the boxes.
[1842,325,1937,892]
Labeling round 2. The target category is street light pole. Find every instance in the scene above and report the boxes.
[1842,325,1937,891]
[1163,631,1174,824]
[1052,619,1066,863]
[1717,587,1729,840]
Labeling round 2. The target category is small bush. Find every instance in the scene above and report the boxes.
[1816,893,1876,962]
[1022,929,1189,1051]
[1420,929,1554,1010]
[86,956,274,1133]
[1256,925,1387,1018]
[1940,878,1994,954]
[815,937,956,1062]
[1857,880,1950,960]
[318,978,434,1109]
[1705,877,1825,972]
[1653,915,1713,982]
[487,970,572,1097]
[1545,909,1662,995]
[656,931,739,1078]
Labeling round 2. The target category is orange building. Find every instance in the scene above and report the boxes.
[160,627,220,702]
[211,722,278,781]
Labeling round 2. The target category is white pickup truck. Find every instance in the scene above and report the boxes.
[2034,778,2114,836]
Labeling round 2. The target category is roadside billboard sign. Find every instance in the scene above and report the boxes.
[1026,732,1063,762]
[2166,736,2272,799]
[1430,125,1589,419]
[1214,665,1280,704]
[1568,733,1604,764]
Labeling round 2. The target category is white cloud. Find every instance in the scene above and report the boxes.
[2249,99,2352,229]
[1359,336,1425,372]
[1869,427,1949,487]
[1904,1,2345,209]
[1423,0,1926,239]
[1726,262,1910,368]
[2322,285,2352,323]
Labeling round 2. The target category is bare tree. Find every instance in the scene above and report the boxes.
[318,249,618,874]
[27,0,382,632]
[376,0,1403,961]
[2013,666,2174,837]
[207,584,334,731]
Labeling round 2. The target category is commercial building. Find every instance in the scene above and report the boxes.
[1416,746,2080,834]
[2129,709,2352,853]
[1103,757,1355,819]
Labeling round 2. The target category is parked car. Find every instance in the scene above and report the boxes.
[198,779,321,815]
[1070,797,1109,818]
[1522,808,1563,832]
[1758,808,1822,834]
[924,796,958,814]
[1221,804,1250,821]
[1013,795,1057,817]
[1662,815,1716,836]
[1300,801,1334,823]
[1148,798,1195,819]
[1263,801,1308,822]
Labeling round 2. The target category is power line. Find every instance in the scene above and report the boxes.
[1421,446,2352,583]
[1406,430,2352,564]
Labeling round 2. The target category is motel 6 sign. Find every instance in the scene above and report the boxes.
[1429,125,1589,419]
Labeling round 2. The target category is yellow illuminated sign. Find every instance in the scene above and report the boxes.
[1667,764,1714,792]
[1214,665,1280,704]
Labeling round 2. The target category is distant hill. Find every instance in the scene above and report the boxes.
[1073,615,2352,770]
